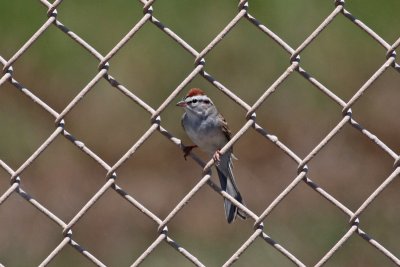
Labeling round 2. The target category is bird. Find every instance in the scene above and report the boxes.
[176,88,246,223]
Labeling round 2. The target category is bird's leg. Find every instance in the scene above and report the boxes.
[183,145,197,160]
[213,150,221,166]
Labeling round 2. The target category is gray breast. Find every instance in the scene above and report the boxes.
[183,113,227,155]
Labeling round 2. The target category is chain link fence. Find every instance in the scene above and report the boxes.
[1,0,400,266]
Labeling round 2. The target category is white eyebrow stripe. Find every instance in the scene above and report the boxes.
[185,95,211,103]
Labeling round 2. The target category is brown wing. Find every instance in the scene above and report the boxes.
[219,113,231,141]
[219,113,238,158]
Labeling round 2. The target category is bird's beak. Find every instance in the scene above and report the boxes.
[176,100,187,107]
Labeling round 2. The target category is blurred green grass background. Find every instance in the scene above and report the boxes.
[1,0,400,266]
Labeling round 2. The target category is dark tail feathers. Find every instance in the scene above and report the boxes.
[216,165,246,223]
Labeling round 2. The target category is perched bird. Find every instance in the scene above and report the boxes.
[176,88,246,223]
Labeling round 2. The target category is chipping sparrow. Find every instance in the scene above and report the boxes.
[176,88,246,223]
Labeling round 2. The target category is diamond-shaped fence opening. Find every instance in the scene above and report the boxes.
[1,0,400,266]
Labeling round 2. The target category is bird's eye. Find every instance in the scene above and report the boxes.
[203,100,210,104]
[191,99,198,103]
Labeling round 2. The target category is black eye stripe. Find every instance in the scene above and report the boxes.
[187,98,210,104]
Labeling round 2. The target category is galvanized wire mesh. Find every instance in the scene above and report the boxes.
[1,0,400,266]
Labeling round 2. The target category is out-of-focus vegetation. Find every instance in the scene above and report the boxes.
[1,0,400,266]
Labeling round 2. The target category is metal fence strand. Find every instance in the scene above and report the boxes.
[350,166,400,223]
[252,123,302,163]
[0,70,11,87]
[302,176,354,217]
[112,184,163,225]
[348,118,398,160]
[246,61,299,119]
[55,69,108,124]
[98,13,153,69]
[194,7,248,65]
[219,188,257,220]
[151,64,204,121]
[106,122,160,178]
[222,226,263,267]
[104,74,155,114]
[220,119,255,161]
[290,2,344,62]
[2,13,56,72]
[62,177,116,235]
[46,0,64,15]
[342,56,396,114]
[200,71,252,110]
[53,19,104,60]
[0,55,7,66]
[260,232,307,267]
[314,224,358,267]
[37,1,105,61]
[39,236,71,267]
[158,173,212,232]
[357,228,400,266]
[130,231,167,267]
[17,187,67,228]
[38,0,54,9]
[394,62,400,73]
[245,13,294,54]
[0,182,18,205]
[296,67,346,107]
[255,171,307,226]
[298,113,351,171]
[149,16,199,57]
[11,125,63,181]
[61,129,112,171]
[388,37,400,56]
[9,77,59,118]
[341,8,392,50]
[69,239,108,267]
[1,0,399,266]
[0,160,19,203]
[165,236,206,267]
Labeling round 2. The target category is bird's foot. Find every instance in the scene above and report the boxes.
[213,150,221,166]
[183,145,197,160]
